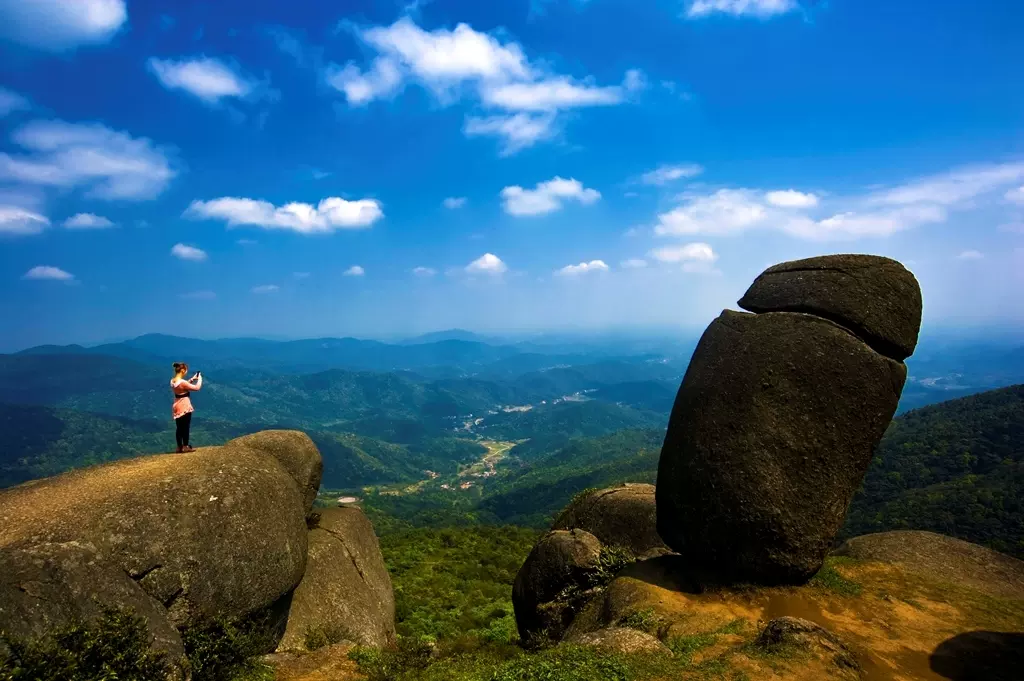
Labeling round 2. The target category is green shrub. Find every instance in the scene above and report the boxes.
[666,632,717,662]
[808,559,863,597]
[489,645,633,681]
[0,607,171,681]
[617,608,668,639]
[181,610,278,681]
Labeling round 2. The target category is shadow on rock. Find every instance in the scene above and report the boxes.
[930,631,1024,681]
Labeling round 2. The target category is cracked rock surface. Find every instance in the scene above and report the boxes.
[276,507,396,651]
[657,254,922,585]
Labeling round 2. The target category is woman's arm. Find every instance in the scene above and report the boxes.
[175,376,202,391]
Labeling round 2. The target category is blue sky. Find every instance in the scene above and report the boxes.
[0,0,1022,350]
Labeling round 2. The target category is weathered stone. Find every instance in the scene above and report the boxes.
[277,508,396,651]
[567,627,671,655]
[0,541,187,679]
[756,617,860,676]
[657,310,907,584]
[552,484,667,557]
[738,254,922,360]
[0,434,315,628]
[225,430,323,516]
[833,531,1024,599]
[512,529,603,641]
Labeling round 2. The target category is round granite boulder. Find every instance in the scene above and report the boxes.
[551,484,667,557]
[737,254,922,360]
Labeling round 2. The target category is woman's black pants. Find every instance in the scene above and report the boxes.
[175,412,192,448]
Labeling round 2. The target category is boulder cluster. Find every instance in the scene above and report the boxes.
[514,254,926,645]
[0,430,395,678]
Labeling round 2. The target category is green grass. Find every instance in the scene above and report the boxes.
[808,558,863,597]
[666,632,718,662]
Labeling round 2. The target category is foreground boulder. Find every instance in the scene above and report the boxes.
[512,530,604,641]
[277,508,396,651]
[756,617,860,677]
[0,430,321,643]
[567,627,671,655]
[657,254,921,584]
[552,484,667,558]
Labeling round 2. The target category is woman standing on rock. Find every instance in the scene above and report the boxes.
[171,362,202,453]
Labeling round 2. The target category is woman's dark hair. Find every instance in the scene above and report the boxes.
[172,362,188,375]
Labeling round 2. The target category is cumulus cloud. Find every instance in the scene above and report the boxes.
[23,265,74,280]
[0,0,127,51]
[621,258,648,269]
[0,87,29,117]
[252,284,279,294]
[344,265,365,276]
[556,260,609,276]
[1006,186,1024,204]
[147,56,259,104]
[0,120,176,200]
[466,253,507,275]
[412,266,437,277]
[685,0,799,19]
[329,18,641,154]
[171,243,207,261]
[765,189,819,208]
[956,250,984,260]
[0,205,49,235]
[649,242,717,263]
[63,212,115,229]
[653,162,1024,241]
[640,163,703,186]
[501,177,600,216]
[463,113,557,156]
[184,196,383,233]
[443,196,467,209]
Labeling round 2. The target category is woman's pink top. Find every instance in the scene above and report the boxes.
[171,375,202,419]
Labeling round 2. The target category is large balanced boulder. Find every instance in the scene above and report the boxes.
[738,254,922,360]
[512,529,603,641]
[277,508,396,651]
[657,254,921,585]
[552,484,667,558]
[0,430,321,631]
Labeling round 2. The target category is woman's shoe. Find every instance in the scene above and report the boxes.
[176,446,184,453]
[183,445,196,452]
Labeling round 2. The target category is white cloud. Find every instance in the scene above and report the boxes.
[171,243,207,261]
[344,265,365,276]
[252,284,279,294]
[765,189,819,208]
[63,212,115,229]
[870,163,1024,207]
[23,265,74,281]
[466,253,507,275]
[621,258,648,269]
[147,57,257,104]
[656,189,767,236]
[501,177,600,216]
[649,242,718,264]
[463,113,557,156]
[412,266,437,277]
[0,120,176,200]
[0,87,29,117]
[640,163,703,186]
[685,0,799,19]
[180,290,216,300]
[184,196,383,233]
[0,0,127,51]
[443,196,467,209]
[331,18,640,154]
[556,260,609,276]
[956,250,984,260]
[1006,186,1024,205]
[0,205,49,235]
[326,57,403,107]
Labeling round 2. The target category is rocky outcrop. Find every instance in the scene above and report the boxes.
[567,627,671,655]
[277,508,396,651]
[657,254,921,584]
[224,430,324,517]
[833,531,1024,599]
[756,617,860,676]
[552,484,667,558]
[512,529,604,642]
[0,431,319,628]
[738,254,922,360]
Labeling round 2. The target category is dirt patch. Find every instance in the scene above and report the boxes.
[263,642,363,681]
